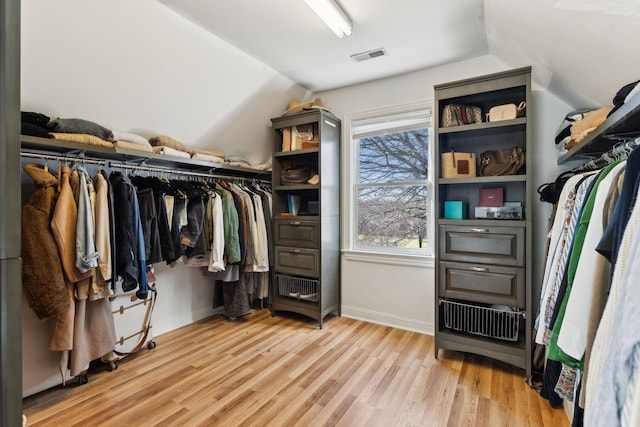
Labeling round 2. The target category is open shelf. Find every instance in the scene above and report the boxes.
[21,135,270,178]
[557,94,640,163]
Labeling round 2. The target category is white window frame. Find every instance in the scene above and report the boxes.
[341,101,435,266]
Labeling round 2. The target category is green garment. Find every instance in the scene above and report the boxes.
[215,186,241,264]
[546,160,623,368]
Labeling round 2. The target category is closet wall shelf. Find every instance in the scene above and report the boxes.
[558,94,640,164]
[20,135,271,179]
[439,175,526,185]
[274,147,319,157]
[438,118,526,134]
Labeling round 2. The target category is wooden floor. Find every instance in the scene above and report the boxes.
[23,309,569,427]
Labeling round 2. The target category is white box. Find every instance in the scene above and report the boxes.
[475,204,522,219]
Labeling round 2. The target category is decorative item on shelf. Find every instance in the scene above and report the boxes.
[441,149,476,178]
[292,124,315,150]
[280,156,316,185]
[287,194,301,216]
[282,128,292,152]
[486,102,526,122]
[441,104,482,127]
[475,202,523,219]
[444,200,467,219]
[479,187,504,207]
[281,98,332,117]
[479,146,525,176]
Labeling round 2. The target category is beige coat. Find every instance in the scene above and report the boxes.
[49,166,116,378]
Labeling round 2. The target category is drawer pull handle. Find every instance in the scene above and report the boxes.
[290,221,301,226]
[469,228,489,233]
[470,266,489,272]
[289,249,301,253]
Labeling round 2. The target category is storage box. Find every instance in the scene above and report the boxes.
[479,187,504,207]
[444,201,467,219]
[441,151,476,178]
[475,204,522,219]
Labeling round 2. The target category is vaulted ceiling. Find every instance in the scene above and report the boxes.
[159,0,640,108]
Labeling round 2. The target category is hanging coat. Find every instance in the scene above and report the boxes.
[21,163,68,320]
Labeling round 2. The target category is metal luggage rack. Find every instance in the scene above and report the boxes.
[440,299,524,342]
[276,274,319,302]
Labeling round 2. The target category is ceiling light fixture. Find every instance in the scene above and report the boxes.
[304,0,352,38]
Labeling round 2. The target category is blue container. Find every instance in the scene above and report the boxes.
[444,201,467,219]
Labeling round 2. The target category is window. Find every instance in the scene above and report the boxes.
[344,105,433,257]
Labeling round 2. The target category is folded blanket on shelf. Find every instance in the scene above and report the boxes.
[566,106,613,150]
[49,132,113,148]
[22,111,50,127]
[111,130,151,147]
[226,161,257,168]
[48,118,114,141]
[151,145,191,158]
[149,135,190,152]
[22,123,50,138]
[191,147,225,158]
[225,155,251,165]
[251,158,272,171]
[114,140,153,152]
[22,111,51,138]
[191,152,225,163]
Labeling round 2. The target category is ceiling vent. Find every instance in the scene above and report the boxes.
[350,48,388,63]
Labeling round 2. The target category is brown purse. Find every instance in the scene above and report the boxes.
[479,147,525,176]
[280,157,316,185]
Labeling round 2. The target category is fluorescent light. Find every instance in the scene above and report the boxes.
[304,0,352,38]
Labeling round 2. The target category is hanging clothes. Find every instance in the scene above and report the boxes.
[21,164,68,320]
[109,171,148,299]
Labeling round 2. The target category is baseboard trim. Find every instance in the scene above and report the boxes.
[154,307,218,336]
[341,305,433,335]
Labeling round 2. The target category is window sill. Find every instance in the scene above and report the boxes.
[341,249,435,268]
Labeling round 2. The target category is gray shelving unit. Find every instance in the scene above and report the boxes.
[433,67,532,377]
[270,110,340,328]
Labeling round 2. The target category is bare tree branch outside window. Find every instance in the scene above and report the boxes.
[357,128,429,249]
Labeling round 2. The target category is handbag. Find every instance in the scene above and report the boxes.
[486,102,526,122]
[479,147,525,176]
[280,157,316,185]
[441,104,482,127]
[537,170,577,204]
[441,150,476,178]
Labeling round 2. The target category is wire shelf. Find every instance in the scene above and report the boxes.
[276,274,319,302]
[441,299,523,342]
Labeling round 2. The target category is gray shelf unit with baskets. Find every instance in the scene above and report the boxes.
[433,67,533,377]
[270,109,341,328]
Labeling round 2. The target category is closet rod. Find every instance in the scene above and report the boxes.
[20,151,107,166]
[20,151,271,183]
[106,161,270,183]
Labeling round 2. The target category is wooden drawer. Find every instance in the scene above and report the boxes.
[274,246,319,277]
[274,219,319,248]
[439,224,524,266]
[439,261,524,306]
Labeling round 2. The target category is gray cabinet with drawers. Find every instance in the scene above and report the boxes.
[434,68,532,377]
[270,110,340,328]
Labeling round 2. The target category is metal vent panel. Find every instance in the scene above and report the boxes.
[351,48,388,63]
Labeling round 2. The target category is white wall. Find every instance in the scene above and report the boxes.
[317,55,575,334]
[21,0,310,165]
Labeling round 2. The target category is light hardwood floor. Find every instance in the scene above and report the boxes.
[23,309,569,427]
